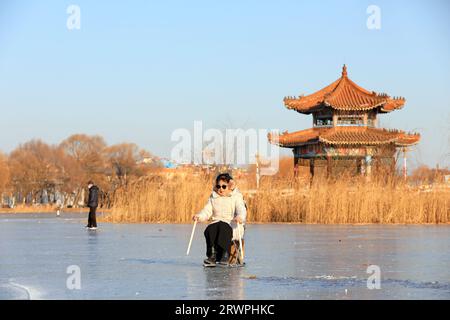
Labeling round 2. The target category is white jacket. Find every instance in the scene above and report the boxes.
[196,188,247,225]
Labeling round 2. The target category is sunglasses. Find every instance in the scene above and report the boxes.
[216,184,228,190]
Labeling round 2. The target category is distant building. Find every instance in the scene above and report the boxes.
[141,157,154,164]
[445,175,450,185]
[161,158,178,169]
[269,65,420,177]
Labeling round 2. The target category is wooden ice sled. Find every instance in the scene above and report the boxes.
[228,239,245,266]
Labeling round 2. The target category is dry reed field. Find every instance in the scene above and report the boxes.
[107,174,450,224]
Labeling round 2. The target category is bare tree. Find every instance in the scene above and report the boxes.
[105,143,139,185]
[0,152,10,195]
[9,140,60,202]
[3,134,159,208]
[59,134,108,206]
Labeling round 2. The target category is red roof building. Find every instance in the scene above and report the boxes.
[268,65,420,177]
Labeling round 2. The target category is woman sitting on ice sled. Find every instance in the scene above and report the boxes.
[192,173,247,267]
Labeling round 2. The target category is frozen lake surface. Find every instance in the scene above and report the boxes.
[0,213,449,300]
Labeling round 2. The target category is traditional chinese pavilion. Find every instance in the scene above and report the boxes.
[268,65,420,177]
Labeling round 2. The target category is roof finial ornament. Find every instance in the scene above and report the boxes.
[342,64,348,77]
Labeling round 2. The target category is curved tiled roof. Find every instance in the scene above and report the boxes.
[268,128,321,147]
[268,126,420,147]
[396,132,422,146]
[284,65,406,114]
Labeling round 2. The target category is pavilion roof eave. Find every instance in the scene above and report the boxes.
[286,98,405,114]
[277,140,419,148]
[277,140,320,148]
[269,126,421,148]
[318,138,398,146]
[395,142,420,147]
[285,98,405,114]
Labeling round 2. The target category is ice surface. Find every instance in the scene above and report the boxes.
[0,213,449,299]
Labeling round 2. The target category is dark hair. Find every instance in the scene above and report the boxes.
[215,173,233,184]
[87,180,94,185]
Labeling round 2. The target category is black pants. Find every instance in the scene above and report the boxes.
[204,221,232,261]
[88,206,97,228]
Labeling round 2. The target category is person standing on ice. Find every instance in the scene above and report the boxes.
[86,181,99,230]
[193,173,247,267]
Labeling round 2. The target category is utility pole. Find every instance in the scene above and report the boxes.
[255,153,260,189]
[402,147,408,181]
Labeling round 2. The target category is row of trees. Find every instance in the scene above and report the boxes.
[0,134,161,207]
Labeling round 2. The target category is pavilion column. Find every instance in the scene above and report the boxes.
[355,157,366,176]
[326,155,332,178]
[293,154,299,178]
[365,155,372,180]
[375,157,380,175]
[332,114,338,127]
[361,158,366,176]
[390,157,396,176]
[309,158,315,184]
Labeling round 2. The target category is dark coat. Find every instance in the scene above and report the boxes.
[87,185,99,208]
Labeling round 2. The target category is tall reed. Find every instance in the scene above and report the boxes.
[107,174,449,224]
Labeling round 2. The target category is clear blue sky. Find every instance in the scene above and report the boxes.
[1,0,449,168]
